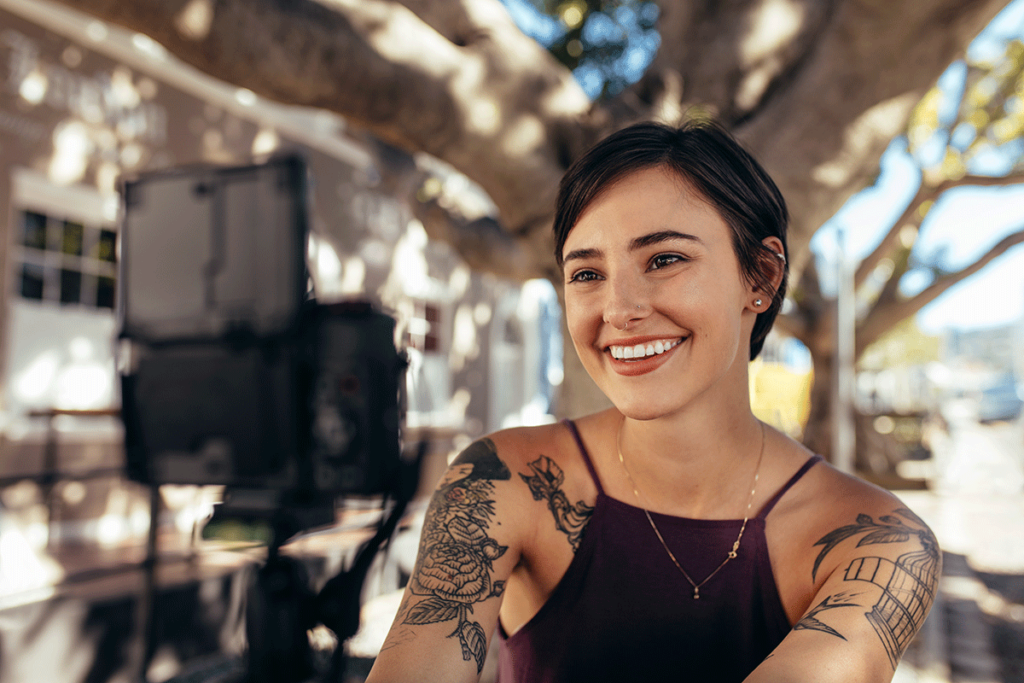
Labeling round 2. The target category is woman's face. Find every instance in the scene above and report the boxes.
[561,166,762,420]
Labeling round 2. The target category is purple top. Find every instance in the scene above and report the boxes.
[497,420,822,683]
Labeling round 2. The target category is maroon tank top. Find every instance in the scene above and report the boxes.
[497,420,822,683]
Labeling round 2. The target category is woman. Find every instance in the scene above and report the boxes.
[367,120,940,683]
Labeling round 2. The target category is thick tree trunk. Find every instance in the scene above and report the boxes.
[802,349,835,461]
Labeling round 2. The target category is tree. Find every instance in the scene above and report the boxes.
[778,34,1024,462]
[53,0,1014,439]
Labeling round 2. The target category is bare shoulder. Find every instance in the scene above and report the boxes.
[484,421,574,464]
[485,420,600,498]
[436,423,573,499]
[799,461,932,536]
[776,452,940,593]
[485,419,602,553]
[750,449,942,681]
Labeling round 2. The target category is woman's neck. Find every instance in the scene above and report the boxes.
[615,407,765,519]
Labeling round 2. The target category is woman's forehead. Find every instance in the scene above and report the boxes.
[563,168,728,250]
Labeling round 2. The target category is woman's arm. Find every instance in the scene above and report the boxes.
[746,504,941,683]
[366,437,529,683]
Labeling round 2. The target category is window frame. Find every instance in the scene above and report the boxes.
[8,169,119,311]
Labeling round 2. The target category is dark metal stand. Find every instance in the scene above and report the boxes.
[138,484,162,682]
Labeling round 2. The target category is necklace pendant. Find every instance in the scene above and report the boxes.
[693,587,700,600]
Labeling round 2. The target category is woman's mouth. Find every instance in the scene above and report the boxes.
[608,338,683,361]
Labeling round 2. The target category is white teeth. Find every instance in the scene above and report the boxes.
[609,339,681,360]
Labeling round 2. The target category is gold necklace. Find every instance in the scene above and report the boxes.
[616,419,765,600]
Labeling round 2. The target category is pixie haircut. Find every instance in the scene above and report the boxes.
[553,119,789,360]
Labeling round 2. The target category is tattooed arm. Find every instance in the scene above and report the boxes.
[746,500,941,683]
[367,438,530,683]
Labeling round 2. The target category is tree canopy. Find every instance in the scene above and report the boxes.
[54,0,1012,281]
[52,0,1020,429]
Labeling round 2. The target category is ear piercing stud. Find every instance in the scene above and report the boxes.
[754,299,763,307]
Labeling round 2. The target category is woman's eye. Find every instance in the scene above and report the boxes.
[568,269,600,283]
[650,253,686,270]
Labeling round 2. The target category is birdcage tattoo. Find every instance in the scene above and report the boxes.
[844,549,938,667]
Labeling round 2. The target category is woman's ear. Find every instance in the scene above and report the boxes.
[760,236,786,294]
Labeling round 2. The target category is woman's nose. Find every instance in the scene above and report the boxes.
[603,275,651,331]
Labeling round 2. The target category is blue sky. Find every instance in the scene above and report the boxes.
[811,0,1024,334]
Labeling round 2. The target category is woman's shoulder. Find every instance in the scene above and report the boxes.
[483,414,604,468]
[768,439,933,560]
[765,438,938,609]
[761,430,908,516]
[799,455,913,519]
[472,416,605,501]
[485,420,571,454]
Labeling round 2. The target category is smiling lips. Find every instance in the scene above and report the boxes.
[608,338,683,361]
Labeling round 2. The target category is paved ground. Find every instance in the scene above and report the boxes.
[892,414,1024,683]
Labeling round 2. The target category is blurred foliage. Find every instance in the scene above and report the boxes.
[502,0,660,98]
[858,318,942,371]
[863,35,1024,317]
[202,517,272,544]
[908,38,1024,184]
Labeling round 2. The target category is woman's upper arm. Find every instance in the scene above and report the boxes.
[367,437,528,683]
[746,504,941,683]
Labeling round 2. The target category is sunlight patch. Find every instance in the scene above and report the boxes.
[740,0,805,66]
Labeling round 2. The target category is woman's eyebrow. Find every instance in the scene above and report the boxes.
[562,231,702,264]
[629,230,703,251]
[562,247,602,264]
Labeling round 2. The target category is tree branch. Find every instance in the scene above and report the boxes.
[853,184,926,289]
[411,201,544,281]
[50,0,1014,294]
[854,170,1024,289]
[856,225,1024,353]
[936,171,1024,192]
[733,0,1009,269]
[55,0,594,241]
[862,246,911,323]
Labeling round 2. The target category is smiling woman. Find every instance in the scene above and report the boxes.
[367,120,940,683]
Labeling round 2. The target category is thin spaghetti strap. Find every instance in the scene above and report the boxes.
[757,454,823,519]
[562,419,605,495]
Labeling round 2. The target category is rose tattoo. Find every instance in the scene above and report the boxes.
[403,439,510,673]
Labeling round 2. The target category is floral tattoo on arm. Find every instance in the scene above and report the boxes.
[401,439,510,673]
[520,455,594,552]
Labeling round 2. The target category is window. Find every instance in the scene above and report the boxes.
[406,301,441,353]
[15,209,117,309]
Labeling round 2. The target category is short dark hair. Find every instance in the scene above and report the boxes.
[553,119,789,360]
